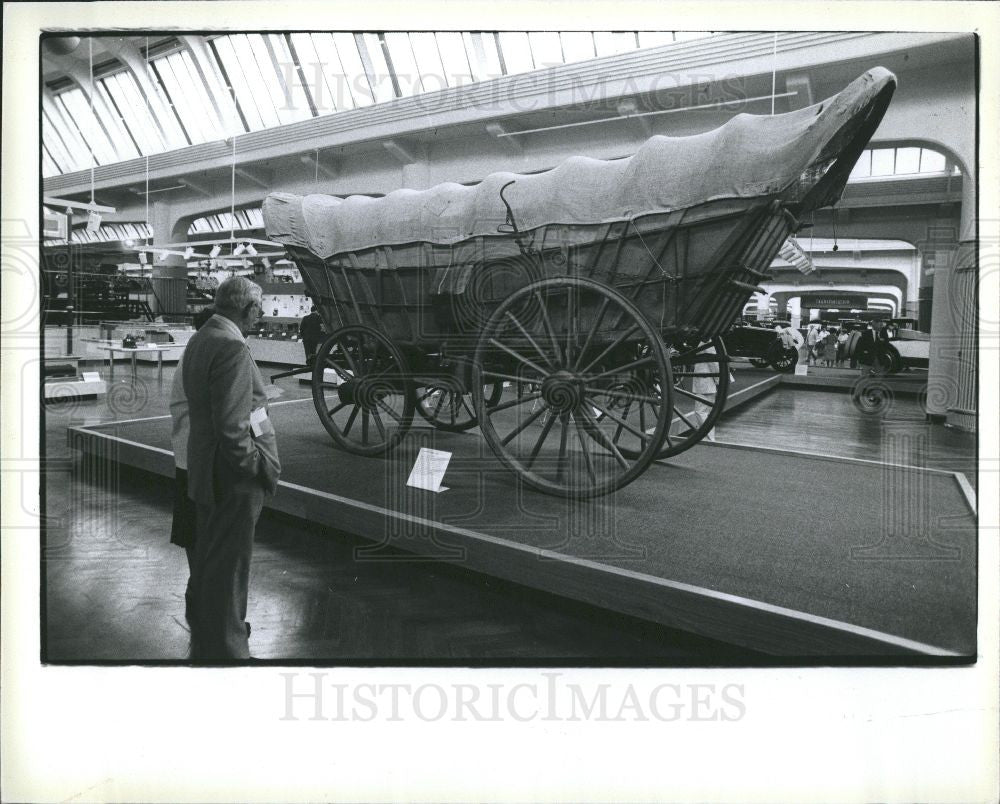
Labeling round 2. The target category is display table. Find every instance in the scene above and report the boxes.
[90,342,174,380]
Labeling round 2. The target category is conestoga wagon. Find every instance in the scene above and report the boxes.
[263,67,896,497]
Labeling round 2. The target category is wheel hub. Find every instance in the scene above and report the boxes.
[541,370,583,413]
[338,377,386,409]
[337,379,356,406]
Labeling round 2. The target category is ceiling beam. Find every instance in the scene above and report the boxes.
[617,100,652,136]
[234,166,271,189]
[485,122,523,154]
[785,73,813,110]
[382,138,424,165]
[179,177,214,197]
[299,152,339,181]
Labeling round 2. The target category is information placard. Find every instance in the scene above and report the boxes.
[405,447,452,493]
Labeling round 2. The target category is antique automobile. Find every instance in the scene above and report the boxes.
[841,320,927,375]
[263,67,896,497]
[722,319,800,372]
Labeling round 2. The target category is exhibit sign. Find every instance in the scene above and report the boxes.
[43,209,67,239]
[799,292,868,310]
[406,448,452,493]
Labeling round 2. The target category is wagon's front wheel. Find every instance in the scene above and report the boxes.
[312,326,414,456]
[415,379,504,432]
[471,276,672,498]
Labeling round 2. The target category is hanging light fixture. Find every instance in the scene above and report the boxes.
[245,243,257,257]
[209,244,222,258]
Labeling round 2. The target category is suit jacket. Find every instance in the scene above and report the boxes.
[183,315,281,506]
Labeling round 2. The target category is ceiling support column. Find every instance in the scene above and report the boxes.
[925,176,976,430]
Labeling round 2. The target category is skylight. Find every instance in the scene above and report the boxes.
[42,31,720,177]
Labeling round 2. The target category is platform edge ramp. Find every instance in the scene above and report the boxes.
[67,423,962,659]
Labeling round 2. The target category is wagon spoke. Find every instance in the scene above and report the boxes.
[573,296,610,372]
[639,400,647,436]
[432,391,447,420]
[489,391,541,413]
[578,406,630,469]
[488,338,549,378]
[671,342,716,363]
[565,283,577,367]
[361,409,369,445]
[327,401,347,418]
[336,340,359,377]
[672,404,700,433]
[417,388,437,405]
[371,407,388,441]
[612,401,632,444]
[342,405,359,438]
[358,335,374,374]
[555,413,570,481]
[590,355,655,382]
[506,311,556,369]
[535,290,563,365]
[584,386,662,407]
[483,370,547,385]
[577,325,640,376]
[461,396,476,421]
[673,385,715,406]
[573,414,597,484]
[588,397,651,444]
[525,409,558,469]
[375,398,403,423]
[501,403,548,446]
[672,371,723,379]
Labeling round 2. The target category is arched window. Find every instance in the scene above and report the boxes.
[849,146,960,181]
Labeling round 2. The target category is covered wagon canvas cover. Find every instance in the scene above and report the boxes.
[263,67,895,258]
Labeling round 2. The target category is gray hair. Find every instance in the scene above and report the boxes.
[214,276,262,315]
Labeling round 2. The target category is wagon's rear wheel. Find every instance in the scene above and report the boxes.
[415,380,503,432]
[594,337,730,460]
[312,326,414,456]
[659,337,729,458]
[471,276,672,498]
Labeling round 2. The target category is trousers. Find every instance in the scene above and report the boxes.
[191,485,264,660]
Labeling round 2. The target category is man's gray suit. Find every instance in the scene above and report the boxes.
[183,314,280,659]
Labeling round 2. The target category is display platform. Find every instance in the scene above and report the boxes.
[67,397,976,659]
[45,377,107,401]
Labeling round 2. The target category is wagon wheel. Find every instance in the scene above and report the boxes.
[415,379,504,432]
[471,276,672,498]
[748,357,770,368]
[593,337,730,459]
[312,325,414,456]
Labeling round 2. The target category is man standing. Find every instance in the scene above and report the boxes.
[169,305,216,629]
[299,305,325,364]
[183,277,280,661]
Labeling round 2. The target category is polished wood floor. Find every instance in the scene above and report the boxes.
[42,361,976,662]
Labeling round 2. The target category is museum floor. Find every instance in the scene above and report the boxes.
[42,361,977,663]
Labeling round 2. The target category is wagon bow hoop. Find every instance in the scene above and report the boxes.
[497,180,520,235]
